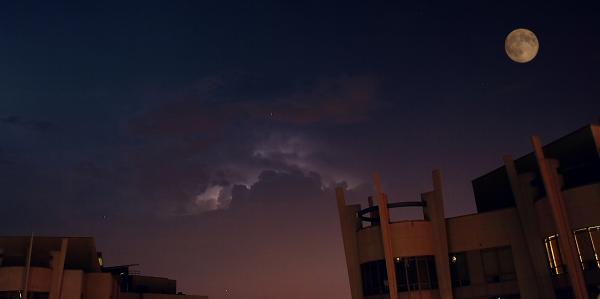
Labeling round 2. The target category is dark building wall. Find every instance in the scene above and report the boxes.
[473,124,600,213]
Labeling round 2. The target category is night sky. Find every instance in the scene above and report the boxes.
[2,1,600,298]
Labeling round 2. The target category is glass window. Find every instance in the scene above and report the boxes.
[573,226,600,271]
[395,258,408,292]
[482,249,499,283]
[589,226,600,269]
[574,228,595,270]
[426,256,438,289]
[360,260,388,296]
[498,247,517,281]
[482,246,516,283]
[450,252,470,287]
[544,234,565,275]
[394,255,438,292]
[417,257,429,289]
[406,257,418,290]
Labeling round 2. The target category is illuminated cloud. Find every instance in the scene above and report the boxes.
[194,185,225,212]
[121,74,381,215]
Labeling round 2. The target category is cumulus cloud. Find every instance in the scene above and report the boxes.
[194,185,225,212]
[121,74,381,215]
[0,73,380,222]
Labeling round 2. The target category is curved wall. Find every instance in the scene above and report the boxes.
[534,182,600,237]
[447,208,518,252]
[389,220,434,257]
[357,220,435,263]
[357,226,383,263]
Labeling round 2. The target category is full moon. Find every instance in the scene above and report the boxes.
[505,28,539,63]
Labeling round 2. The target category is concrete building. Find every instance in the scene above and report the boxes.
[0,236,207,299]
[336,124,600,299]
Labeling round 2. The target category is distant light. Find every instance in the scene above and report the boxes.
[395,257,400,262]
[19,292,22,299]
[451,256,457,263]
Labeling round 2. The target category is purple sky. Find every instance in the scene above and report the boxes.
[1,1,600,298]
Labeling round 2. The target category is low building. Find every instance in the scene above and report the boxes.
[336,124,600,299]
[0,236,207,299]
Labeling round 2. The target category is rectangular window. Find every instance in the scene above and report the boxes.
[360,260,388,296]
[481,246,516,283]
[498,247,517,281]
[406,257,418,290]
[544,234,565,275]
[426,256,438,289]
[575,228,595,270]
[574,226,600,271]
[394,255,438,292]
[417,257,430,289]
[395,258,408,292]
[450,252,470,287]
[590,226,600,269]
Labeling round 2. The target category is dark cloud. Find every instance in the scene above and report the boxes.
[119,74,381,215]
[268,75,379,125]
[0,115,53,131]
[131,74,379,137]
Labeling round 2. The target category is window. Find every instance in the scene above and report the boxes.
[590,226,600,269]
[360,260,389,296]
[574,226,600,271]
[544,234,564,275]
[450,252,470,287]
[481,246,516,283]
[395,255,438,291]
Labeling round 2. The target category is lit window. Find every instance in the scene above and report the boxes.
[589,226,600,269]
[544,234,565,275]
[574,226,600,270]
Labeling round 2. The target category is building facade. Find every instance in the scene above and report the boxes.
[336,124,600,299]
[0,236,207,299]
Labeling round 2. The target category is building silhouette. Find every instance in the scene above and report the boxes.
[336,124,600,299]
[0,236,207,299]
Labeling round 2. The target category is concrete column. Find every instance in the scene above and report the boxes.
[23,235,34,299]
[373,173,399,299]
[504,156,555,299]
[49,238,68,299]
[532,136,589,299]
[336,187,364,299]
[423,170,453,299]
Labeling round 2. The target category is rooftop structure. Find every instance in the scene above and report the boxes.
[0,236,207,299]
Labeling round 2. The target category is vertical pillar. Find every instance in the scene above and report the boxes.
[424,170,453,299]
[23,235,34,299]
[373,173,399,299]
[49,238,69,299]
[336,187,364,299]
[504,156,555,299]
[532,136,589,299]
